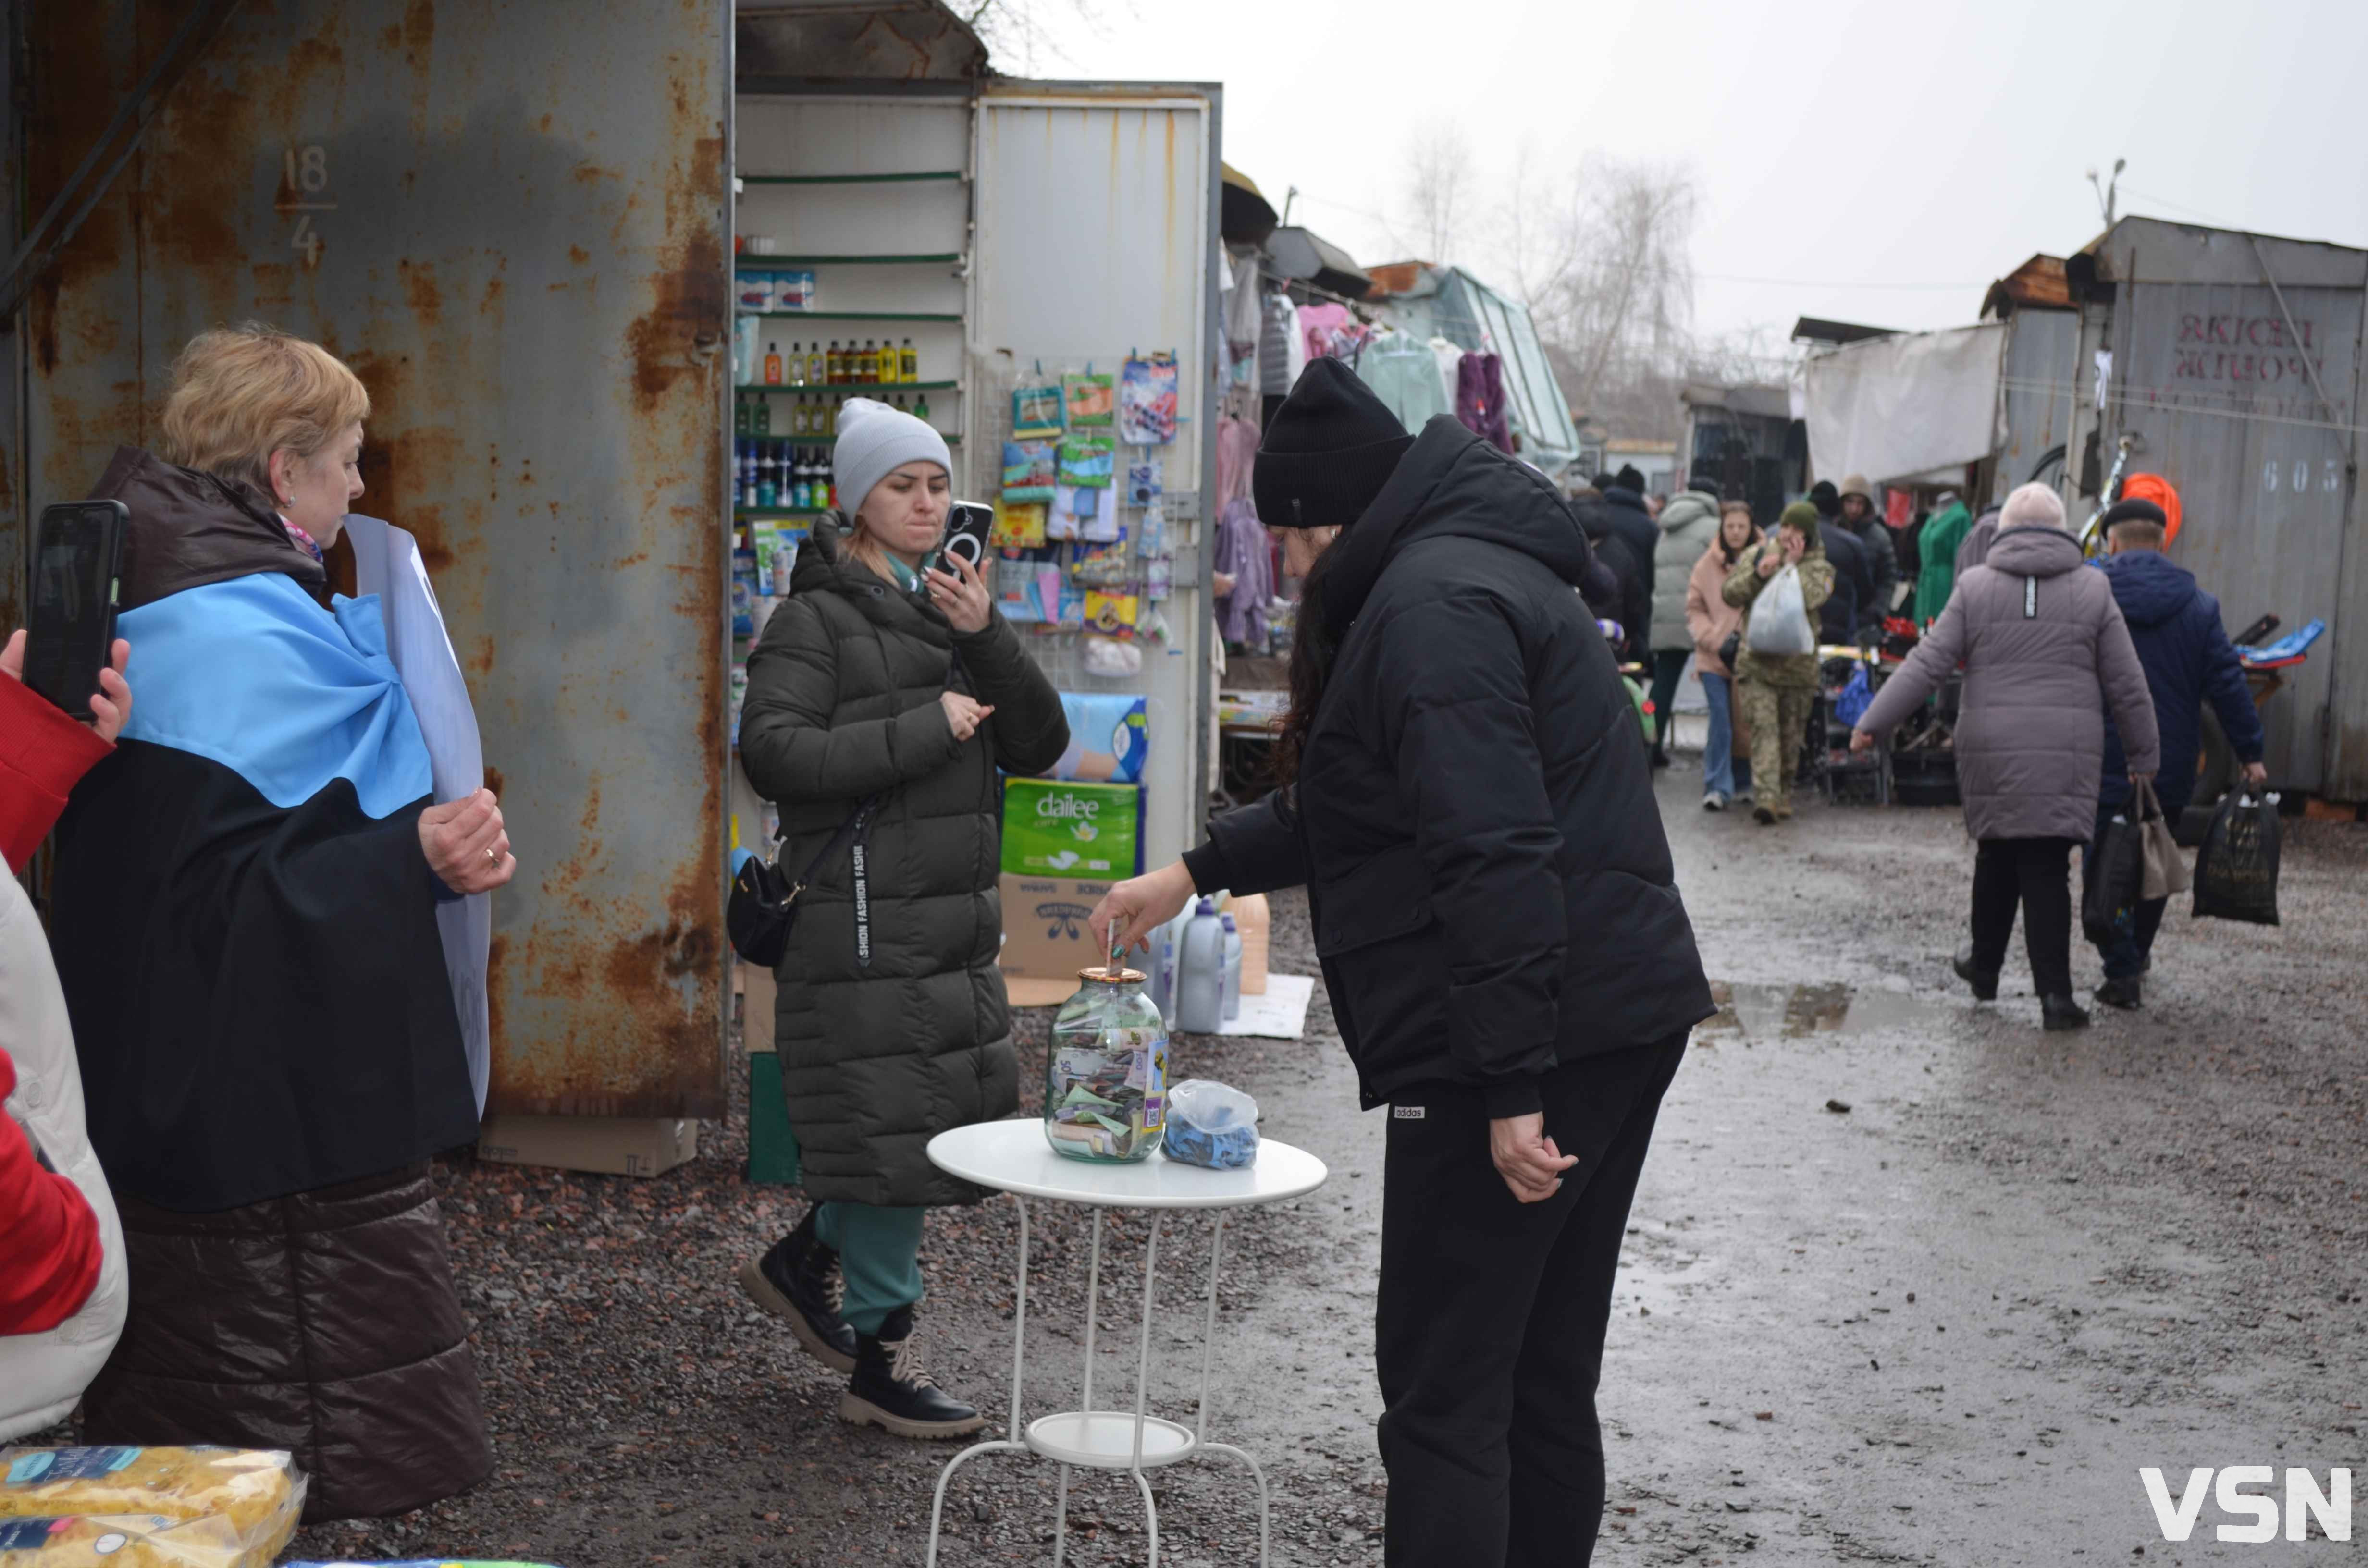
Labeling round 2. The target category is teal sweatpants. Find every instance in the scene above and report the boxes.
[812,1201,925,1336]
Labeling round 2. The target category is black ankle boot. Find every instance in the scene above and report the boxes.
[2093,975,2142,1011]
[839,1307,986,1440]
[1952,945,1999,1002]
[2041,994,2092,1031]
[738,1207,856,1374]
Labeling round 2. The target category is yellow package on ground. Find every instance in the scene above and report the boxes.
[0,1450,301,1568]
[0,1512,268,1567]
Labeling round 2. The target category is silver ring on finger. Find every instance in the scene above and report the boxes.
[484,845,501,865]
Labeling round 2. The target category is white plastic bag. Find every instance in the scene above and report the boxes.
[1746,564,1814,657]
[1163,1080,1260,1169]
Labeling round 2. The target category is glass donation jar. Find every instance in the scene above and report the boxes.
[1043,965,1169,1163]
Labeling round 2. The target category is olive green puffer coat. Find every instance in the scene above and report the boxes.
[738,523,1068,1206]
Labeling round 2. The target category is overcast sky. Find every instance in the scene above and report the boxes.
[1042,0,2368,352]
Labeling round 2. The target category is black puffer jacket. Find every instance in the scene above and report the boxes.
[739,523,1067,1207]
[1184,418,1713,1116]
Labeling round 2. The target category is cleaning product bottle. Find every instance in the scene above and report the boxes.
[806,342,826,385]
[787,342,805,386]
[735,395,751,437]
[1174,898,1226,1034]
[900,337,918,382]
[1221,913,1243,1023]
[753,394,771,436]
[913,391,931,423]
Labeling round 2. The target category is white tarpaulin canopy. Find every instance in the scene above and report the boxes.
[1804,321,2005,484]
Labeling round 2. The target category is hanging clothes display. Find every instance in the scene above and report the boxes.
[1216,415,1261,508]
[1429,337,1467,412]
[1259,293,1305,396]
[1212,497,1274,651]
[1456,351,1513,453]
[1356,335,1455,432]
[1225,252,1262,380]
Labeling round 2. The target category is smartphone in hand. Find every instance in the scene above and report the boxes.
[25,501,128,721]
[920,501,995,588]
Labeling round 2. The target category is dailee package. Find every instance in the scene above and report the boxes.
[1002,778,1142,878]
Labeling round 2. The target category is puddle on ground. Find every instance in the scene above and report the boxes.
[1694,980,1946,1041]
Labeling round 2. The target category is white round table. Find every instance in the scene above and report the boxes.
[922,1118,1328,1568]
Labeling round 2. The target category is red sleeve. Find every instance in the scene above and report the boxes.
[0,1049,102,1334]
[0,675,112,875]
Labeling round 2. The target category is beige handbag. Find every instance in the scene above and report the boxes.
[2136,778,2191,901]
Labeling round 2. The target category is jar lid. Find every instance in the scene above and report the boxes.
[1077,966,1146,985]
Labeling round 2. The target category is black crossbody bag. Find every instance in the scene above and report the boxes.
[728,796,881,968]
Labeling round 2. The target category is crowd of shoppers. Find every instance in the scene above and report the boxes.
[1852,483,2159,1031]
[0,306,2286,1568]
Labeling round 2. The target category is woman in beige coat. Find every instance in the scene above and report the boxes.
[1684,501,1759,809]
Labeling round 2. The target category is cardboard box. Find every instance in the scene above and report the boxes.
[1001,779,1142,878]
[476,1114,698,1178]
[998,873,1118,981]
[1230,892,1270,996]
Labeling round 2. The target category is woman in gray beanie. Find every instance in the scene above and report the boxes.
[736,398,1068,1438]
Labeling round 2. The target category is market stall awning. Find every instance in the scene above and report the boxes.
[1803,321,2006,485]
[1266,226,1370,300]
[1221,162,1278,247]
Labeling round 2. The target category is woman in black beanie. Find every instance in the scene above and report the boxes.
[1092,360,1713,1568]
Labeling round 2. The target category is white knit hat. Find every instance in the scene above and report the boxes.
[1999,481,2067,533]
[833,398,950,519]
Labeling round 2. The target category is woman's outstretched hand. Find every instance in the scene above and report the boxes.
[1088,860,1198,960]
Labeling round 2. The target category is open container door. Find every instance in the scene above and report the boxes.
[968,82,1222,870]
[23,0,733,1120]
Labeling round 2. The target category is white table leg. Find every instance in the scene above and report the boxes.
[924,1439,1028,1568]
[925,1191,1037,1568]
[1130,1212,1163,1470]
[1133,1466,1161,1568]
[1194,1444,1270,1568]
[1053,1461,1073,1568]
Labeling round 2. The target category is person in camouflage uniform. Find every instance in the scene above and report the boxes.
[1724,502,1835,824]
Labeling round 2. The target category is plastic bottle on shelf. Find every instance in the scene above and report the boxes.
[822,450,837,510]
[791,452,811,511]
[824,341,840,383]
[787,342,804,386]
[739,441,758,510]
[900,338,918,382]
[806,343,826,385]
[913,392,931,424]
[754,444,776,509]
[753,394,771,436]
[1174,899,1227,1035]
[763,342,782,386]
[734,395,751,437]
[831,393,846,435]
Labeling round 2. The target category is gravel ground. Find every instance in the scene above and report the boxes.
[100,769,2366,1566]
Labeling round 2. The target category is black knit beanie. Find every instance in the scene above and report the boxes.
[1614,464,1647,493]
[1252,359,1414,530]
[2099,497,2169,531]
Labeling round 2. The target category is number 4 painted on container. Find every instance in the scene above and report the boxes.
[278,145,332,269]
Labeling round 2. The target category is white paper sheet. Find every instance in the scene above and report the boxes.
[1224,973,1316,1041]
[343,513,492,1114]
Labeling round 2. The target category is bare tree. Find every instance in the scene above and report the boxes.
[1520,156,1698,430]
[961,0,1129,74]
[1401,124,1475,263]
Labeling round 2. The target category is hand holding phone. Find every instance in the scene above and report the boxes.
[2,630,131,742]
[25,501,129,723]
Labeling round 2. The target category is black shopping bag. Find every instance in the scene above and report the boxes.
[2083,810,2144,945]
[2192,792,2282,926]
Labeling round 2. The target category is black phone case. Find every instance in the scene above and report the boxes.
[26,500,128,722]
[941,502,994,570]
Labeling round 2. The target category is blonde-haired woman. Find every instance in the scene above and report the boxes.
[51,324,508,1519]
[736,398,1066,1439]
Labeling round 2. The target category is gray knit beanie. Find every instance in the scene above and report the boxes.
[833,397,950,519]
